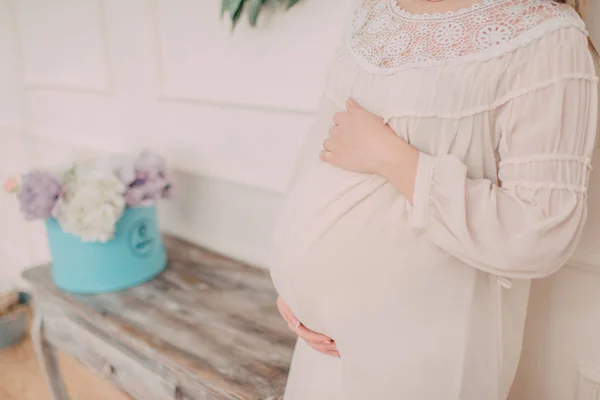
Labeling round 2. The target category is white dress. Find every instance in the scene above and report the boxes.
[269,0,599,399]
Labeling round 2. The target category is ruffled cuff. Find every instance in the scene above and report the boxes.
[407,153,436,230]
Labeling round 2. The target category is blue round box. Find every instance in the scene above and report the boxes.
[45,205,167,294]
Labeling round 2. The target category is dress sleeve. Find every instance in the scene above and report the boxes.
[408,51,598,280]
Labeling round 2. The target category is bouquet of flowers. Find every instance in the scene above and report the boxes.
[3,151,174,243]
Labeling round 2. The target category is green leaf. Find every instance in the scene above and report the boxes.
[248,0,262,26]
[229,0,244,28]
[224,0,303,30]
[221,0,231,17]
[229,0,244,14]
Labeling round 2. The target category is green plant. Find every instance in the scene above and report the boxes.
[221,0,302,28]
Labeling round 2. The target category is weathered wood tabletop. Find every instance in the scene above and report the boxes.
[22,235,296,400]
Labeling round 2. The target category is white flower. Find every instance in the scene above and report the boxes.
[56,163,125,243]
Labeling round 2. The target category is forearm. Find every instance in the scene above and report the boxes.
[376,134,420,204]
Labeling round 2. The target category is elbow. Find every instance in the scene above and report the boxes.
[496,235,581,279]
[495,203,588,279]
[499,249,567,279]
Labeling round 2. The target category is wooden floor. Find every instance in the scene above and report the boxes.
[0,334,131,400]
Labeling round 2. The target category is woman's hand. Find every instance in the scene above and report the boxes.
[276,296,340,358]
[321,98,420,203]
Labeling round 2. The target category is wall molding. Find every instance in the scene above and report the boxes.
[149,0,320,115]
[0,242,30,287]
[161,220,269,271]
[155,93,315,117]
[9,128,289,195]
[568,248,600,276]
[10,0,112,95]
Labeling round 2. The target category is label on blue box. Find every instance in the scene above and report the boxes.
[129,218,156,257]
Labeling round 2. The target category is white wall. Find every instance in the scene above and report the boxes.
[0,0,351,287]
[0,0,32,287]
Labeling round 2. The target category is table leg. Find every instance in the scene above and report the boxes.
[31,303,70,400]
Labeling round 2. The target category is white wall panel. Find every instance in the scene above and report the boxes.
[570,154,600,272]
[13,0,110,92]
[153,0,350,112]
[576,363,600,400]
[0,0,29,287]
[0,129,32,287]
[26,90,125,150]
[0,1,24,128]
[510,266,600,400]
[573,3,600,271]
[147,102,312,193]
[159,171,284,268]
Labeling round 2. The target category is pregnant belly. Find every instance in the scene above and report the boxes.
[269,165,465,339]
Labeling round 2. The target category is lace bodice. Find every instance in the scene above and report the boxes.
[348,0,585,73]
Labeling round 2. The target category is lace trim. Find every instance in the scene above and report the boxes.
[389,0,499,20]
[324,73,597,119]
[500,154,592,168]
[347,0,587,74]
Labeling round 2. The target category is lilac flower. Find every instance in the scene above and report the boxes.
[135,151,167,180]
[124,177,169,206]
[17,171,62,220]
[119,151,174,207]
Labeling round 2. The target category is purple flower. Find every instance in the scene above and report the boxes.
[17,171,62,220]
[135,151,166,180]
[124,178,169,206]
[121,151,174,207]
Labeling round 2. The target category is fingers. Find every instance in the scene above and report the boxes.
[334,98,364,128]
[328,125,342,138]
[323,138,334,152]
[296,323,333,344]
[277,296,299,327]
[294,322,340,358]
[307,342,340,358]
[346,97,361,111]
[333,112,347,126]
[276,297,340,358]
[322,125,341,162]
[334,98,361,126]
[320,150,332,163]
[278,297,331,343]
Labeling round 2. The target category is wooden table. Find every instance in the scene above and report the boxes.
[22,235,296,400]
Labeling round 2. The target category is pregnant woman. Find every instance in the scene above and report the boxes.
[269,0,598,398]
